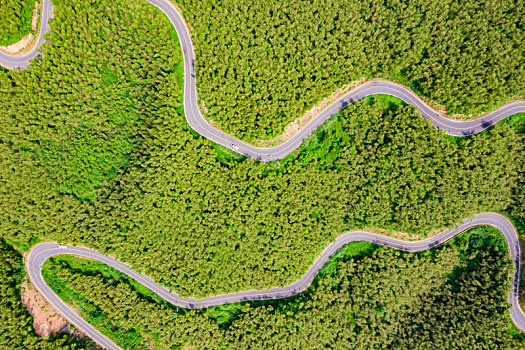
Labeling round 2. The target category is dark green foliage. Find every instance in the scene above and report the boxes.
[504,113,525,133]
[0,0,523,347]
[0,239,91,349]
[210,142,246,165]
[207,304,243,327]
[41,228,524,348]
[0,0,35,46]
[177,0,524,141]
[320,241,376,277]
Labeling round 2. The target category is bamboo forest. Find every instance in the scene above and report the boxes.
[176,0,524,141]
[0,0,524,348]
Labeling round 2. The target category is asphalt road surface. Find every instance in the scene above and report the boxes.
[27,213,524,350]
[2,1,525,349]
[149,0,525,161]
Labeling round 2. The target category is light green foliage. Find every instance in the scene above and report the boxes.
[0,0,35,46]
[0,0,181,200]
[177,0,524,141]
[42,228,524,348]
[0,0,523,347]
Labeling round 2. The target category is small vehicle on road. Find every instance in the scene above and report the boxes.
[230,143,240,150]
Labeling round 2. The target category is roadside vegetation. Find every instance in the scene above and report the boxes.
[0,238,92,348]
[0,0,523,298]
[177,0,525,141]
[0,0,36,46]
[42,227,525,349]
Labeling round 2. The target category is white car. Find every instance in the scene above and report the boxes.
[230,144,240,150]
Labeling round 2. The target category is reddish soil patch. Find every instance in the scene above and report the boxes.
[21,279,83,339]
[31,2,39,31]
[0,34,34,54]
[355,227,421,241]
[200,99,208,114]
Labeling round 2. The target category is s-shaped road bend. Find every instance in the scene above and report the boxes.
[2,0,525,349]
[1,0,524,161]
[27,213,525,350]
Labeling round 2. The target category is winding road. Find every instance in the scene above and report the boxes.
[1,0,525,349]
[1,0,524,161]
[27,213,524,350]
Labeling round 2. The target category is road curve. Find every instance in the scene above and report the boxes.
[0,0,53,69]
[150,0,525,161]
[27,213,524,350]
[1,0,524,161]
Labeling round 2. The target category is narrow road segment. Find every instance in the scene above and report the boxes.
[0,0,524,161]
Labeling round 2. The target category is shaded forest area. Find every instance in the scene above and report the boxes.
[0,0,524,298]
[0,0,35,46]
[42,227,525,349]
[0,239,92,348]
[177,0,525,141]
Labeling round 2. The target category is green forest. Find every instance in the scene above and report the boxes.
[177,0,525,141]
[0,0,35,46]
[0,0,524,298]
[0,238,92,348]
[0,0,524,347]
[41,227,525,349]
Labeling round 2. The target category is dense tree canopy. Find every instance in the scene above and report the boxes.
[177,0,525,141]
[42,227,525,349]
[0,0,35,46]
[0,0,524,347]
[0,0,524,298]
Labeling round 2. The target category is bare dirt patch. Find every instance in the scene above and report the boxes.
[254,78,367,147]
[352,227,422,241]
[200,99,208,114]
[31,1,39,31]
[0,33,34,54]
[390,230,422,241]
[21,279,82,339]
[419,95,448,116]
